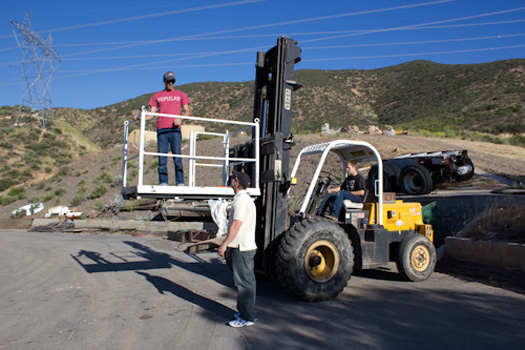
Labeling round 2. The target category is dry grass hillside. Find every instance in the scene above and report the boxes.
[1,132,523,222]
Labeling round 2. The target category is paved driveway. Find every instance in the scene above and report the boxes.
[1,230,524,350]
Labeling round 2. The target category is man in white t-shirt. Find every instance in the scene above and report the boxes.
[218,170,257,328]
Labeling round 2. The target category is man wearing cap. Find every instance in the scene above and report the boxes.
[138,71,190,186]
[218,171,257,328]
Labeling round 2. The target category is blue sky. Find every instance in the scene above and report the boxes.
[1,0,524,109]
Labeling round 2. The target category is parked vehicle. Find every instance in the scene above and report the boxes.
[367,150,474,195]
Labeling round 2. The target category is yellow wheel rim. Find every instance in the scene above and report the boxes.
[411,245,431,272]
[305,240,340,283]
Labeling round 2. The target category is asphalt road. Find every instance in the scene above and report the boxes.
[1,230,524,350]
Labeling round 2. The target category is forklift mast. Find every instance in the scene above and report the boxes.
[230,37,301,275]
[237,36,301,275]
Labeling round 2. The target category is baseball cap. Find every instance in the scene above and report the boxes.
[232,170,251,188]
[163,71,176,83]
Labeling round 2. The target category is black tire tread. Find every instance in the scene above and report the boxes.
[276,217,354,302]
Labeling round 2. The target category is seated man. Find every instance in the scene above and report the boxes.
[317,160,366,220]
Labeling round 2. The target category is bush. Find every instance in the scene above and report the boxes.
[0,178,14,192]
[96,172,114,184]
[57,166,71,177]
[42,194,54,203]
[111,155,123,166]
[509,135,525,148]
[54,188,67,197]
[0,196,17,206]
[112,175,123,187]
[70,195,83,207]
[87,185,107,200]
[7,187,26,200]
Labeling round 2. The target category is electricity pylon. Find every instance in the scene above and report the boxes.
[10,13,61,129]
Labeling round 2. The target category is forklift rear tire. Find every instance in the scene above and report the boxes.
[276,217,353,302]
[396,234,436,281]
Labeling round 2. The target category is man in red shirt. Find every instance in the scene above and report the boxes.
[147,71,190,186]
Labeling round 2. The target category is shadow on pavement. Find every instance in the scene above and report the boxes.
[136,271,234,320]
[70,240,232,287]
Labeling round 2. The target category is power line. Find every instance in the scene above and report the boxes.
[47,44,525,78]
[301,6,525,43]
[23,33,523,63]
[52,6,525,75]
[0,0,265,40]
[36,19,523,49]
[13,0,456,59]
[302,44,525,62]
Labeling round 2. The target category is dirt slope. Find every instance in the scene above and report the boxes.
[1,133,523,220]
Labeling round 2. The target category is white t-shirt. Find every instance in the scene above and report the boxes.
[227,190,257,251]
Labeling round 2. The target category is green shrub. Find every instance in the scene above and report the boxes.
[96,172,114,184]
[0,196,17,205]
[7,187,26,200]
[42,194,54,202]
[57,166,71,177]
[30,196,40,204]
[54,188,67,197]
[70,195,83,207]
[11,208,26,219]
[87,185,107,200]
[0,178,14,192]
[509,135,525,147]
[111,155,123,166]
[126,169,138,182]
[112,175,123,187]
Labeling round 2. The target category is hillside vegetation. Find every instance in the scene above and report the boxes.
[0,113,101,205]
[45,58,525,148]
[0,59,523,207]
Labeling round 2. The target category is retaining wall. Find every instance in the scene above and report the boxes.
[445,237,525,271]
[399,189,525,246]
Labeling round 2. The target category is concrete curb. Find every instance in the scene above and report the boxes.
[32,218,217,236]
[445,237,525,271]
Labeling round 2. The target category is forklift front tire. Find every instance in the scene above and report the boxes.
[276,217,354,302]
[396,233,436,281]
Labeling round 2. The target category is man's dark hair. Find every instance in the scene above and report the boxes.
[232,170,251,189]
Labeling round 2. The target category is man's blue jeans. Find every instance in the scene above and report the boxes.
[230,248,257,322]
[317,190,360,218]
[157,128,184,185]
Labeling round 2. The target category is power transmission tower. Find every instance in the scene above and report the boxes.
[10,13,61,129]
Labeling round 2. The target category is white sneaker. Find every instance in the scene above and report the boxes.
[229,318,254,328]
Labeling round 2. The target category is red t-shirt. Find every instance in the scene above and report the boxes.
[149,89,190,130]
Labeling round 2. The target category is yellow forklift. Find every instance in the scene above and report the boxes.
[233,37,436,301]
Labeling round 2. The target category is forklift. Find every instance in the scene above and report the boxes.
[230,37,436,301]
[123,37,437,302]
